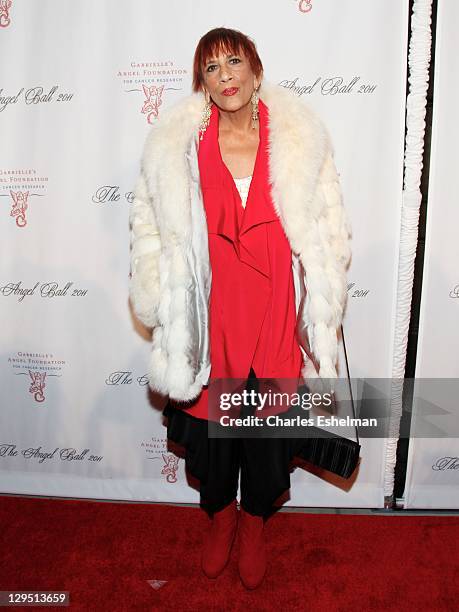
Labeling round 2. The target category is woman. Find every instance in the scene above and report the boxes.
[129,27,352,589]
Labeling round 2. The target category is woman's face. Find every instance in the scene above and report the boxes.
[201,47,261,112]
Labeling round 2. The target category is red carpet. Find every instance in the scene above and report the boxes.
[0,495,458,611]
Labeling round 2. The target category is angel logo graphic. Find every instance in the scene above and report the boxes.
[10,190,29,227]
[0,0,12,28]
[161,453,179,483]
[141,84,164,124]
[297,0,312,13]
[29,370,46,403]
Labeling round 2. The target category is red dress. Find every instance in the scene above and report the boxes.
[174,98,302,419]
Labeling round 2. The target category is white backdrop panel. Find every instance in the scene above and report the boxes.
[404,0,459,509]
[0,0,408,507]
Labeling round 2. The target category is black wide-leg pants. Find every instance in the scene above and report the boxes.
[163,367,297,518]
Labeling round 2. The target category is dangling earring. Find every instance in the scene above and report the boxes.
[199,91,212,141]
[251,87,259,129]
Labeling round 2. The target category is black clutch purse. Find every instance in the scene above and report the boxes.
[295,425,360,479]
[297,325,361,479]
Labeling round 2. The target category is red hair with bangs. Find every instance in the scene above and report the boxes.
[192,27,263,93]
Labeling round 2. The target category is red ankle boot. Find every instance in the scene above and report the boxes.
[238,507,267,589]
[201,499,238,578]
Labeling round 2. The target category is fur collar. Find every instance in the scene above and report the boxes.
[140,79,333,254]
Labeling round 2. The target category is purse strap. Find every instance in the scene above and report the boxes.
[341,324,359,445]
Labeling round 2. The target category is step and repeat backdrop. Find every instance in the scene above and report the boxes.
[1,0,411,506]
[403,0,459,509]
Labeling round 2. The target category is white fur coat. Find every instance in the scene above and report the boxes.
[129,79,352,401]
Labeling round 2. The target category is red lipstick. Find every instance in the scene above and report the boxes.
[222,87,239,96]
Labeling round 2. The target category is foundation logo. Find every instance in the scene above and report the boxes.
[117,60,188,124]
[0,0,12,27]
[141,84,164,124]
[293,0,313,13]
[28,370,46,403]
[10,190,29,227]
[1,169,48,228]
[9,352,65,403]
[141,435,180,483]
[161,453,179,483]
